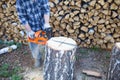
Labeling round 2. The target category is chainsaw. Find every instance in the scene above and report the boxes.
[27,28,52,45]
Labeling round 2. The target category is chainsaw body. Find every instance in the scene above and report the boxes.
[27,28,52,45]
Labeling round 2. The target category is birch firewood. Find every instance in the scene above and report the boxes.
[107,42,120,80]
[0,45,17,54]
[44,37,77,80]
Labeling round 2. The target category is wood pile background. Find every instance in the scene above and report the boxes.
[0,0,120,49]
[0,0,27,44]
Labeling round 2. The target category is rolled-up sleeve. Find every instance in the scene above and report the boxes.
[41,0,50,15]
[16,0,28,25]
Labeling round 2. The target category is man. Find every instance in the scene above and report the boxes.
[16,0,51,67]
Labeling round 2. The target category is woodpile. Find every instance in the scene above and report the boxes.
[0,0,120,49]
[0,0,27,44]
[49,0,120,49]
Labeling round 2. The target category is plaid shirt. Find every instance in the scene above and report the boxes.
[16,0,50,32]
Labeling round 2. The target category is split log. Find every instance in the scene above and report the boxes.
[82,69,102,78]
[44,37,77,80]
[107,42,120,80]
[0,45,17,54]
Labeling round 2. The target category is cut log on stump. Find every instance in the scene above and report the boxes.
[44,37,77,80]
[107,42,120,80]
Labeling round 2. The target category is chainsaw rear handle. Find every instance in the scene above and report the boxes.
[34,30,46,38]
[44,27,53,39]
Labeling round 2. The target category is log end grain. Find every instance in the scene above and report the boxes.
[47,37,77,51]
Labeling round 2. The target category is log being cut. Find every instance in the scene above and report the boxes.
[44,37,77,80]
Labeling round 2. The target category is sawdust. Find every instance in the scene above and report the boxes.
[22,67,43,80]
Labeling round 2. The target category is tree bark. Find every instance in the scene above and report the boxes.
[107,42,120,80]
[44,37,77,80]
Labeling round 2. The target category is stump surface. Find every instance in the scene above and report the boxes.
[46,37,77,50]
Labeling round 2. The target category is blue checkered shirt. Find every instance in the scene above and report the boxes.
[16,0,50,32]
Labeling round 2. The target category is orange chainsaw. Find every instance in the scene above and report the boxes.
[27,28,52,45]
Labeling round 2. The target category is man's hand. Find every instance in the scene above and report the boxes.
[44,23,52,39]
[27,31,35,39]
[24,24,35,39]
[44,23,51,29]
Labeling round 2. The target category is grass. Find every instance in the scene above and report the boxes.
[0,63,10,77]
[0,40,23,80]
[75,55,79,61]
[0,40,15,46]
[11,74,22,80]
[105,52,111,59]
[0,63,23,80]
[0,40,22,47]
[79,49,88,55]
[75,48,89,60]
[90,46,101,51]
[23,51,28,55]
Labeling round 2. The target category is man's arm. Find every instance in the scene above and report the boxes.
[24,24,32,32]
[41,0,50,24]
[44,14,50,24]
[41,0,52,38]
[16,0,32,32]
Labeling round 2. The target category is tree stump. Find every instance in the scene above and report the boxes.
[107,42,120,80]
[44,37,77,80]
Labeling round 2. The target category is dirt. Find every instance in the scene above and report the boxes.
[74,48,110,80]
[0,44,111,80]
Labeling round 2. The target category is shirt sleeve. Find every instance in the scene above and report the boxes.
[41,0,50,15]
[16,0,28,25]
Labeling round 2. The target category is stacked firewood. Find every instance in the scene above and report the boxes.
[0,0,120,49]
[0,0,27,44]
[49,0,120,49]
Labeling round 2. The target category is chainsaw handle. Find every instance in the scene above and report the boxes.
[28,37,47,45]
[27,30,48,45]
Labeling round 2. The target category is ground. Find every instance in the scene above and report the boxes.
[74,48,110,80]
[0,43,111,80]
